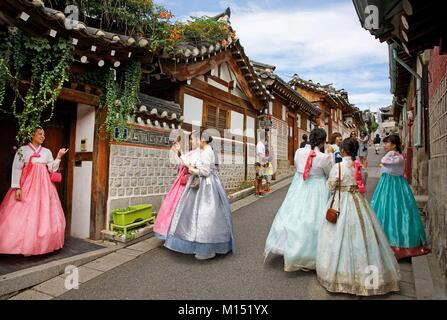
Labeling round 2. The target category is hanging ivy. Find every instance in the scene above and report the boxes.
[0,28,74,147]
[103,60,142,141]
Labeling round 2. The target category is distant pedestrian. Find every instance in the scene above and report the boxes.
[264,128,332,272]
[358,131,369,168]
[327,132,343,164]
[299,134,309,149]
[373,134,381,154]
[371,134,430,260]
[255,138,267,197]
[316,138,400,296]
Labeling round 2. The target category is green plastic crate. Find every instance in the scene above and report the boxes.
[112,204,152,226]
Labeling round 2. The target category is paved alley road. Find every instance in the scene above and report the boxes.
[56,147,414,300]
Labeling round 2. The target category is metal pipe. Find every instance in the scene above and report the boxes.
[391,48,423,149]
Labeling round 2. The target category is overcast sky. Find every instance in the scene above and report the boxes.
[155,0,392,112]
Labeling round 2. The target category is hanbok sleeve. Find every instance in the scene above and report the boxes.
[192,148,213,177]
[169,149,182,166]
[381,151,404,166]
[327,163,341,192]
[11,148,25,189]
[46,149,61,173]
[322,155,333,178]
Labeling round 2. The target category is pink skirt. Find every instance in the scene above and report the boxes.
[0,163,66,256]
[153,165,188,239]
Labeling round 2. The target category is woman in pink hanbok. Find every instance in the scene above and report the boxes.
[154,132,200,240]
[0,126,68,256]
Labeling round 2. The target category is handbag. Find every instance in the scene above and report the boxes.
[190,175,200,189]
[326,163,341,224]
[50,172,62,183]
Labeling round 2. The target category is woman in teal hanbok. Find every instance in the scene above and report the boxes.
[371,135,430,260]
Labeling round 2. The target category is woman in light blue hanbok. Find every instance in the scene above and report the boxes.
[264,129,332,272]
[371,134,430,260]
[165,132,235,260]
[317,138,400,296]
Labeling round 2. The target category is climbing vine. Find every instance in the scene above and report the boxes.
[0,28,73,147]
[103,60,142,141]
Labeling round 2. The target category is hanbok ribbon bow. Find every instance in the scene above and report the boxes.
[354,160,366,193]
[303,150,316,181]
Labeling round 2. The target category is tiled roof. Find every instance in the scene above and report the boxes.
[252,61,320,116]
[134,93,183,129]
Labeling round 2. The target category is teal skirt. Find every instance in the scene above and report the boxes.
[371,173,429,259]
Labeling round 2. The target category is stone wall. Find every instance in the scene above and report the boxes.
[427,47,447,276]
[108,144,177,224]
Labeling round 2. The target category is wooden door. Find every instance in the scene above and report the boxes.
[42,111,71,213]
[288,115,295,165]
[0,115,19,200]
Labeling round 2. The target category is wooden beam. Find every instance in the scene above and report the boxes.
[59,87,100,106]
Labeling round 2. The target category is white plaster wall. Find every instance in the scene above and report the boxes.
[183,94,203,127]
[71,104,95,238]
[71,161,92,238]
[75,104,95,152]
[208,78,228,92]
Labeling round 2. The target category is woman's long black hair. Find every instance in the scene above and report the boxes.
[383,134,402,153]
[309,128,327,150]
[341,138,359,161]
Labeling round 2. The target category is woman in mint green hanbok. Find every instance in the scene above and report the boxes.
[371,134,430,260]
[264,129,332,272]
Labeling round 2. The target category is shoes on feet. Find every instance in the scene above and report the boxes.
[195,253,216,260]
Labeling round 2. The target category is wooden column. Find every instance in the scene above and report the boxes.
[90,107,110,240]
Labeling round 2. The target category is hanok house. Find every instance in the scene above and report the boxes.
[143,9,273,191]
[289,75,362,139]
[353,0,447,274]
[0,0,171,240]
[252,61,321,176]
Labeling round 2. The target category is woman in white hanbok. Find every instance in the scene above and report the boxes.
[316,138,400,296]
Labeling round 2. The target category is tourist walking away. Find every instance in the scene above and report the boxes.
[255,138,267,197]
[300,134,309,149]
[327,132,343,163]
[0,126,67,256]
[165,132,235,260]
[264,128,332,271]
[154,132,200,240]
[373,134,381,155]
[316,138,400,296]
[358,131,369,168]
[371,134,430,260]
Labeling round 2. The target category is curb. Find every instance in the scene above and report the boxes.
[0,247,118,298]
[0,232,155,299]
[228,174,294,203]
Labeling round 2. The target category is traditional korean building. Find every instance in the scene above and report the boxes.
[0,0,182,240]
[252,61,321,174]
[143,9,274,189]
[289,75,362,139]
[353,0,447,275]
